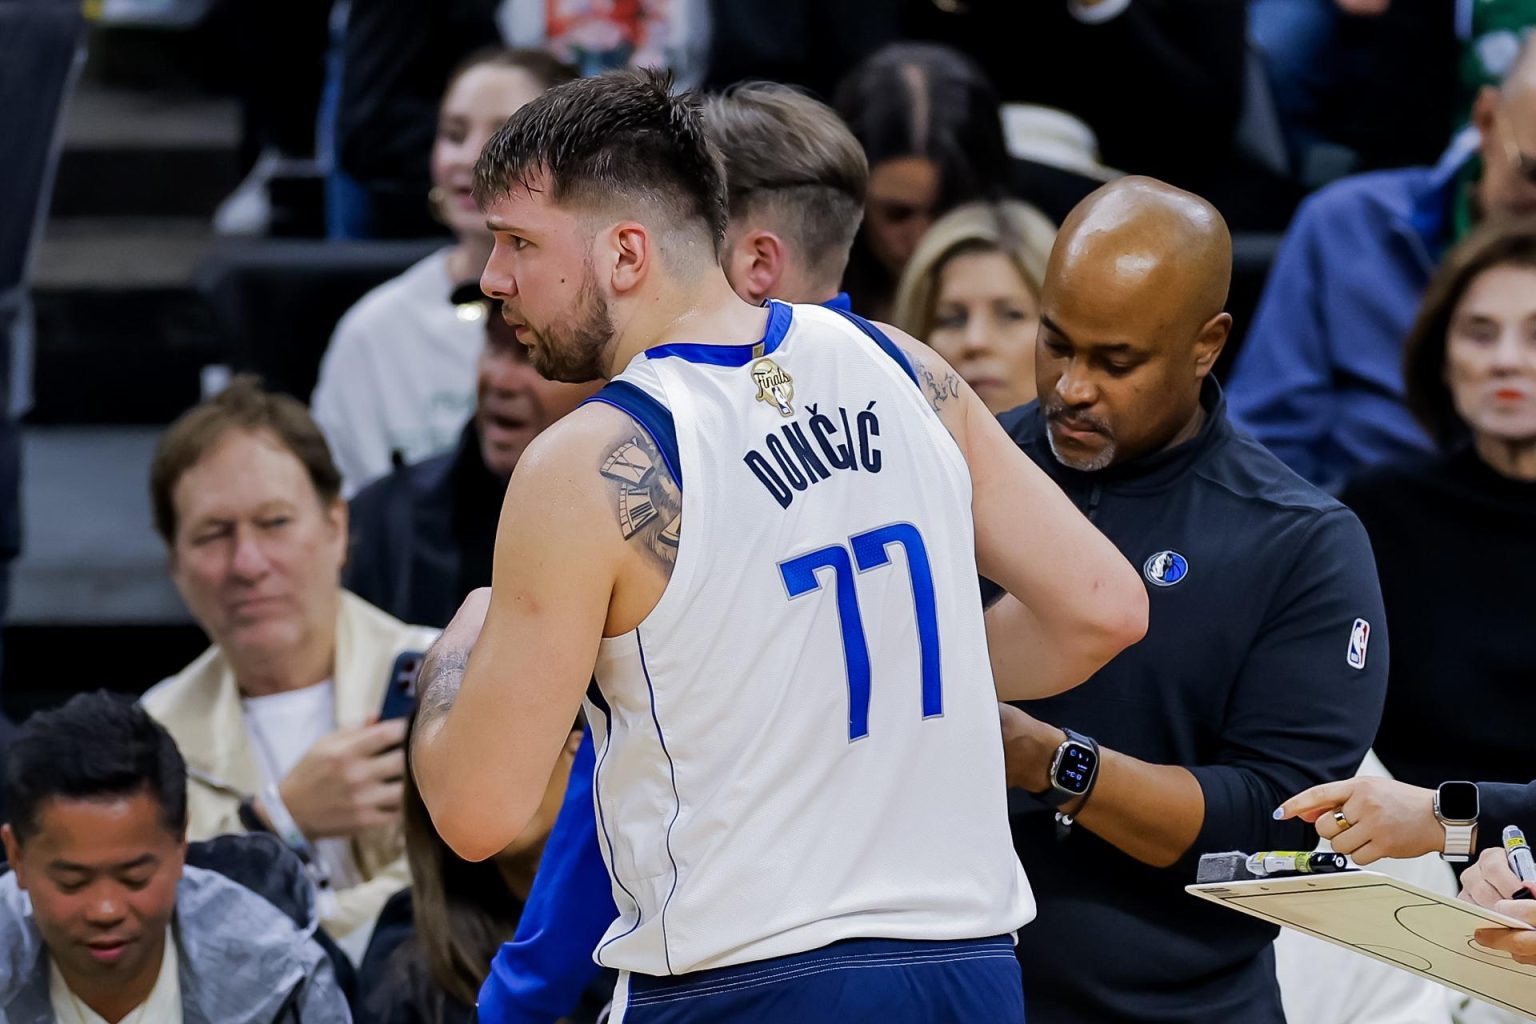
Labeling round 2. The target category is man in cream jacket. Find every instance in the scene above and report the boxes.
[142,377,438,954]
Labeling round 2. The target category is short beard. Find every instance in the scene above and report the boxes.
[1045,428,1116,471]
[527,263,615,383]
[1043,404,1117,472]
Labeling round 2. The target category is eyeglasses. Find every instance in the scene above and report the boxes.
[1497,109,1536,186]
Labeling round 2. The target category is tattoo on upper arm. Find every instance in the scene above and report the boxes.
[599,429,681,574]
[916,361,962,414]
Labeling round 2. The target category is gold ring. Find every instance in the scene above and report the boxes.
[1332,809,1352,831]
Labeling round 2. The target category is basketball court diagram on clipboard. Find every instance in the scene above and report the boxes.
[1188,871,1536,1017]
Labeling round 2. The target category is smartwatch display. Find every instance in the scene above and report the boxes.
[1041,728,1099,808]
[1434,780,1479,863]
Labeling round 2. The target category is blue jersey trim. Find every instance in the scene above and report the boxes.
[823,291,852,312]
[827,307,921,389]
[636,628,684,976]
[587,695,646,963]
[583,381,683,490]
[645,299,793,366]
[585,677,611,717]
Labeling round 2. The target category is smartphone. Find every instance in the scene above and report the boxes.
[380,651,424,721]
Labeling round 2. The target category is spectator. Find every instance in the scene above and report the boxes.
[987,177,1388,1022]
[141,378,439,954]
[345,288,597,628]
[356,718,590,1024]
[1226,35,1536,492]
[892,199,1057,413]
[832,42,1012,320]
[314,48,577,495]
[1339,216,1536,794]
[0,692,350,1022]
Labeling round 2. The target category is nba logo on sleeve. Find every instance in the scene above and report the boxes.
[1346,618,1370,670]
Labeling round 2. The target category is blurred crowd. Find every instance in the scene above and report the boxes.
[3,1,1536,1022]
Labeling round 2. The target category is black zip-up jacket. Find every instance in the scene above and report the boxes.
[995,381,1389,1024]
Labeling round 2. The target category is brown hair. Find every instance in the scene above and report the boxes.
[473,68,729,249]
[149,376,341,544]
[400,719,526,1012]
[891,200,1057,342]
[444,46,579,101]
[1403,214,1536,447]
[702,82,868,287]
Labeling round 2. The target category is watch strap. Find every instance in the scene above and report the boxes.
[1441,822,1476,862]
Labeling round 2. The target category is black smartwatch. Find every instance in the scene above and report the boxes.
[1434,780,1479,863]
[1040,728,1100,809]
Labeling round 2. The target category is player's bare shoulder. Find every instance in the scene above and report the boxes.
[507,402,682,580]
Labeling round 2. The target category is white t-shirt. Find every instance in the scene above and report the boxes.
[242,681,364,891]
[50,928,180,1023]
[311,247,482,496]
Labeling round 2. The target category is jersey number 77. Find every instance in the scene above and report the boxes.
[778,522,943,742]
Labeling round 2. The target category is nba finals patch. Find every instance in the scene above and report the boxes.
[751,357,795,417]
[1143,549,1189,587]
[1346,618,1370,670]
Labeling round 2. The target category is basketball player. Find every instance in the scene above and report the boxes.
[412,70,1147,1022]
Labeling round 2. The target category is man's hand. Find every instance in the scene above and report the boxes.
[271,718,407,839]
[999,703,1066,793]
[1473,896,1536,965]
[1460,846,1535,907]
[1274,777,1442,863]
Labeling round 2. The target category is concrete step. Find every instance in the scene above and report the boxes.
[52,85,242,220]
[10,426,192,628]
[30,218,221,424]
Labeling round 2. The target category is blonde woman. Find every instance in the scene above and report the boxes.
[893,200,1056,414]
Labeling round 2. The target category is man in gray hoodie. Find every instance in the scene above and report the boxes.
[0,691,349,1023]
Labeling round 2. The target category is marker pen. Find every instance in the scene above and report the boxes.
[1502,825,1536,901]
[1246,851,1350,877]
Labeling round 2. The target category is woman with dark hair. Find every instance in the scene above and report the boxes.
[832,42,1012,320]
[1341,215,1536,794]
[357,716,587,1024]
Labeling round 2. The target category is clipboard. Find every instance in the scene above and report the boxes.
[1188,871,1536,1016]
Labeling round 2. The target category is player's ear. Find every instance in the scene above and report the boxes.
[611,222,651,295]
[745,231,785,304]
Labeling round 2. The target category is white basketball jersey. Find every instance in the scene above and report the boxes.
[584,301,1033,977]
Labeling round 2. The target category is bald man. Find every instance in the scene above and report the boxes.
[984,178,1390,1023]
[1228,36,1536,491]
